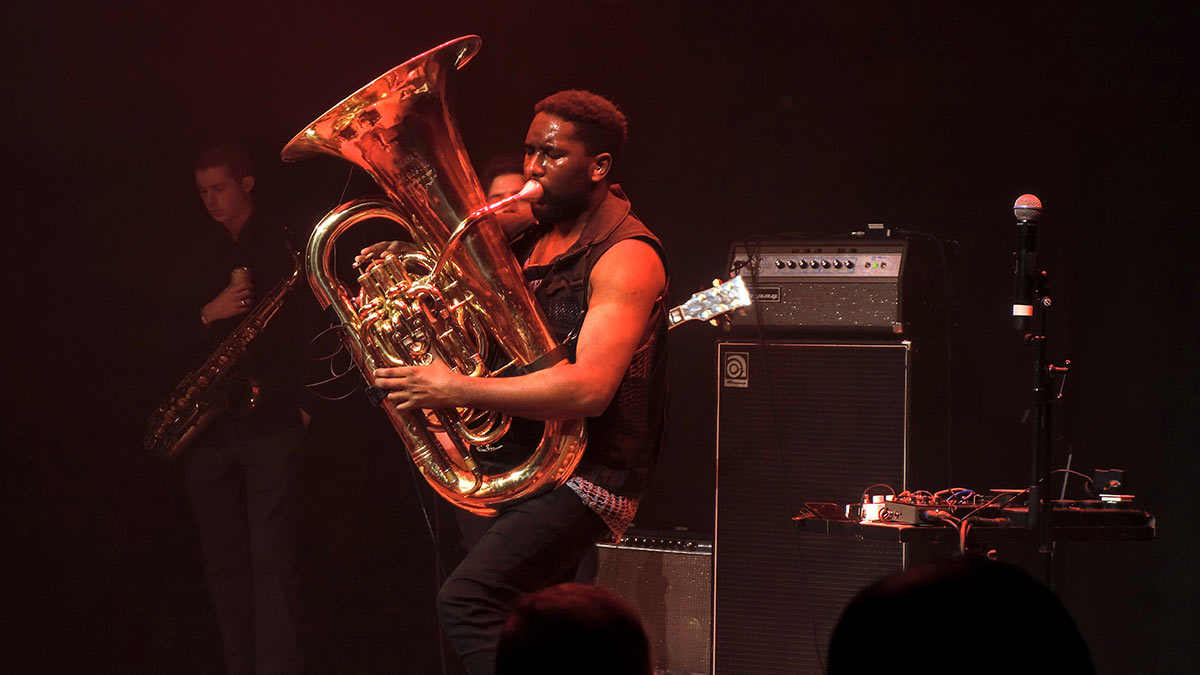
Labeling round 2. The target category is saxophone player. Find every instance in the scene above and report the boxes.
[156,143,309,675]
[371,91,669,675]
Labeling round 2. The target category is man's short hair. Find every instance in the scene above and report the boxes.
[480,153,526,190]
[534,90,628,162]
[194,142,255,180]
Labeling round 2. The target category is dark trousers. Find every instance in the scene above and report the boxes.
[437,485,610,675]
[186,424,304,675]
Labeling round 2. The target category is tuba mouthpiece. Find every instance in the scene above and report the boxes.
[517,180,544,203]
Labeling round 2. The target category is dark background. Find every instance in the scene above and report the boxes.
[3,1,1197,673]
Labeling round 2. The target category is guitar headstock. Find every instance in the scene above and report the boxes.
[668,275,752,327]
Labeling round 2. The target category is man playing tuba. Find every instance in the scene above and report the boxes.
[371,90,669,675]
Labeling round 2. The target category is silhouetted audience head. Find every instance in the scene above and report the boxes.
[828,555,1095,674]
[496,582,652,675]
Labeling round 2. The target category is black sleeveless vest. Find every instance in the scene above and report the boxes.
[512,185,669,497]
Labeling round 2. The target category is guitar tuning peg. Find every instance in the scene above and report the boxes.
[709,319,720,326]
[712,278,721,287]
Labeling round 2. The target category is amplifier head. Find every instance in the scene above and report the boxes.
[727,239,907,335]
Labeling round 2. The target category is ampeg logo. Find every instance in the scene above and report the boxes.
[750,286,780,302]
[723,352,750,388]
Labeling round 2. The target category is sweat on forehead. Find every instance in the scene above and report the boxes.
[533,90,627,159]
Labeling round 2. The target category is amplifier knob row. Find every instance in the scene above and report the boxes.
[769,258,858,270]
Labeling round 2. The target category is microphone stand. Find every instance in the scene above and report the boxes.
[1023,268,1070,587]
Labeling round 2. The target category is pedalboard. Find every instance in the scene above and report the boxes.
[878,501,985,525]
[860,493,1008,526]
[860,496,1147,527]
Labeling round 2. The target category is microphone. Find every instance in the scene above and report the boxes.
[1012,193,1042,332]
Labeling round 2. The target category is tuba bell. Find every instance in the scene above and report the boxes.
[281,35,586,515]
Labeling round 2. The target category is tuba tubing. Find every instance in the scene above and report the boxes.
[285,36,586,515]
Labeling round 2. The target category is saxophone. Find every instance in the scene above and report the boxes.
[144,243,302,459]
[280,35,586,515]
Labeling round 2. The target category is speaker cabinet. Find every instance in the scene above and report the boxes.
[590,532,713,675]
[714,340,925,674]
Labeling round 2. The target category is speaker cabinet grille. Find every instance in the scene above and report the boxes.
[715,341,910,674]
[593,536,713,675]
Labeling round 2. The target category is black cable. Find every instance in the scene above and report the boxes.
[403,452,452,675]
[1058,383,1076,499]
[959,518,974,553]
[404,456,447,579]
[303,325,361,399]
[1050,468,1094,493]
[734,235,826,674]
[955,489,1027,522]
[861,483,896,503]
[309,163,453,675]
[337,165,355,205]
[933,487,973,504]
[893,228,956,488]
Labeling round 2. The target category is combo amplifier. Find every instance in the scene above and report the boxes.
[588,531,713,675]
[726,239,907,334]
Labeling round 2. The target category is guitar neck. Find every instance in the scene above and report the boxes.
[666,276,752,330]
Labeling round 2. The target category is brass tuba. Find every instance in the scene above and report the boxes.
[281,35,586,515]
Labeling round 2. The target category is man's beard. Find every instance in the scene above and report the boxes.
[532,184,591,226]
